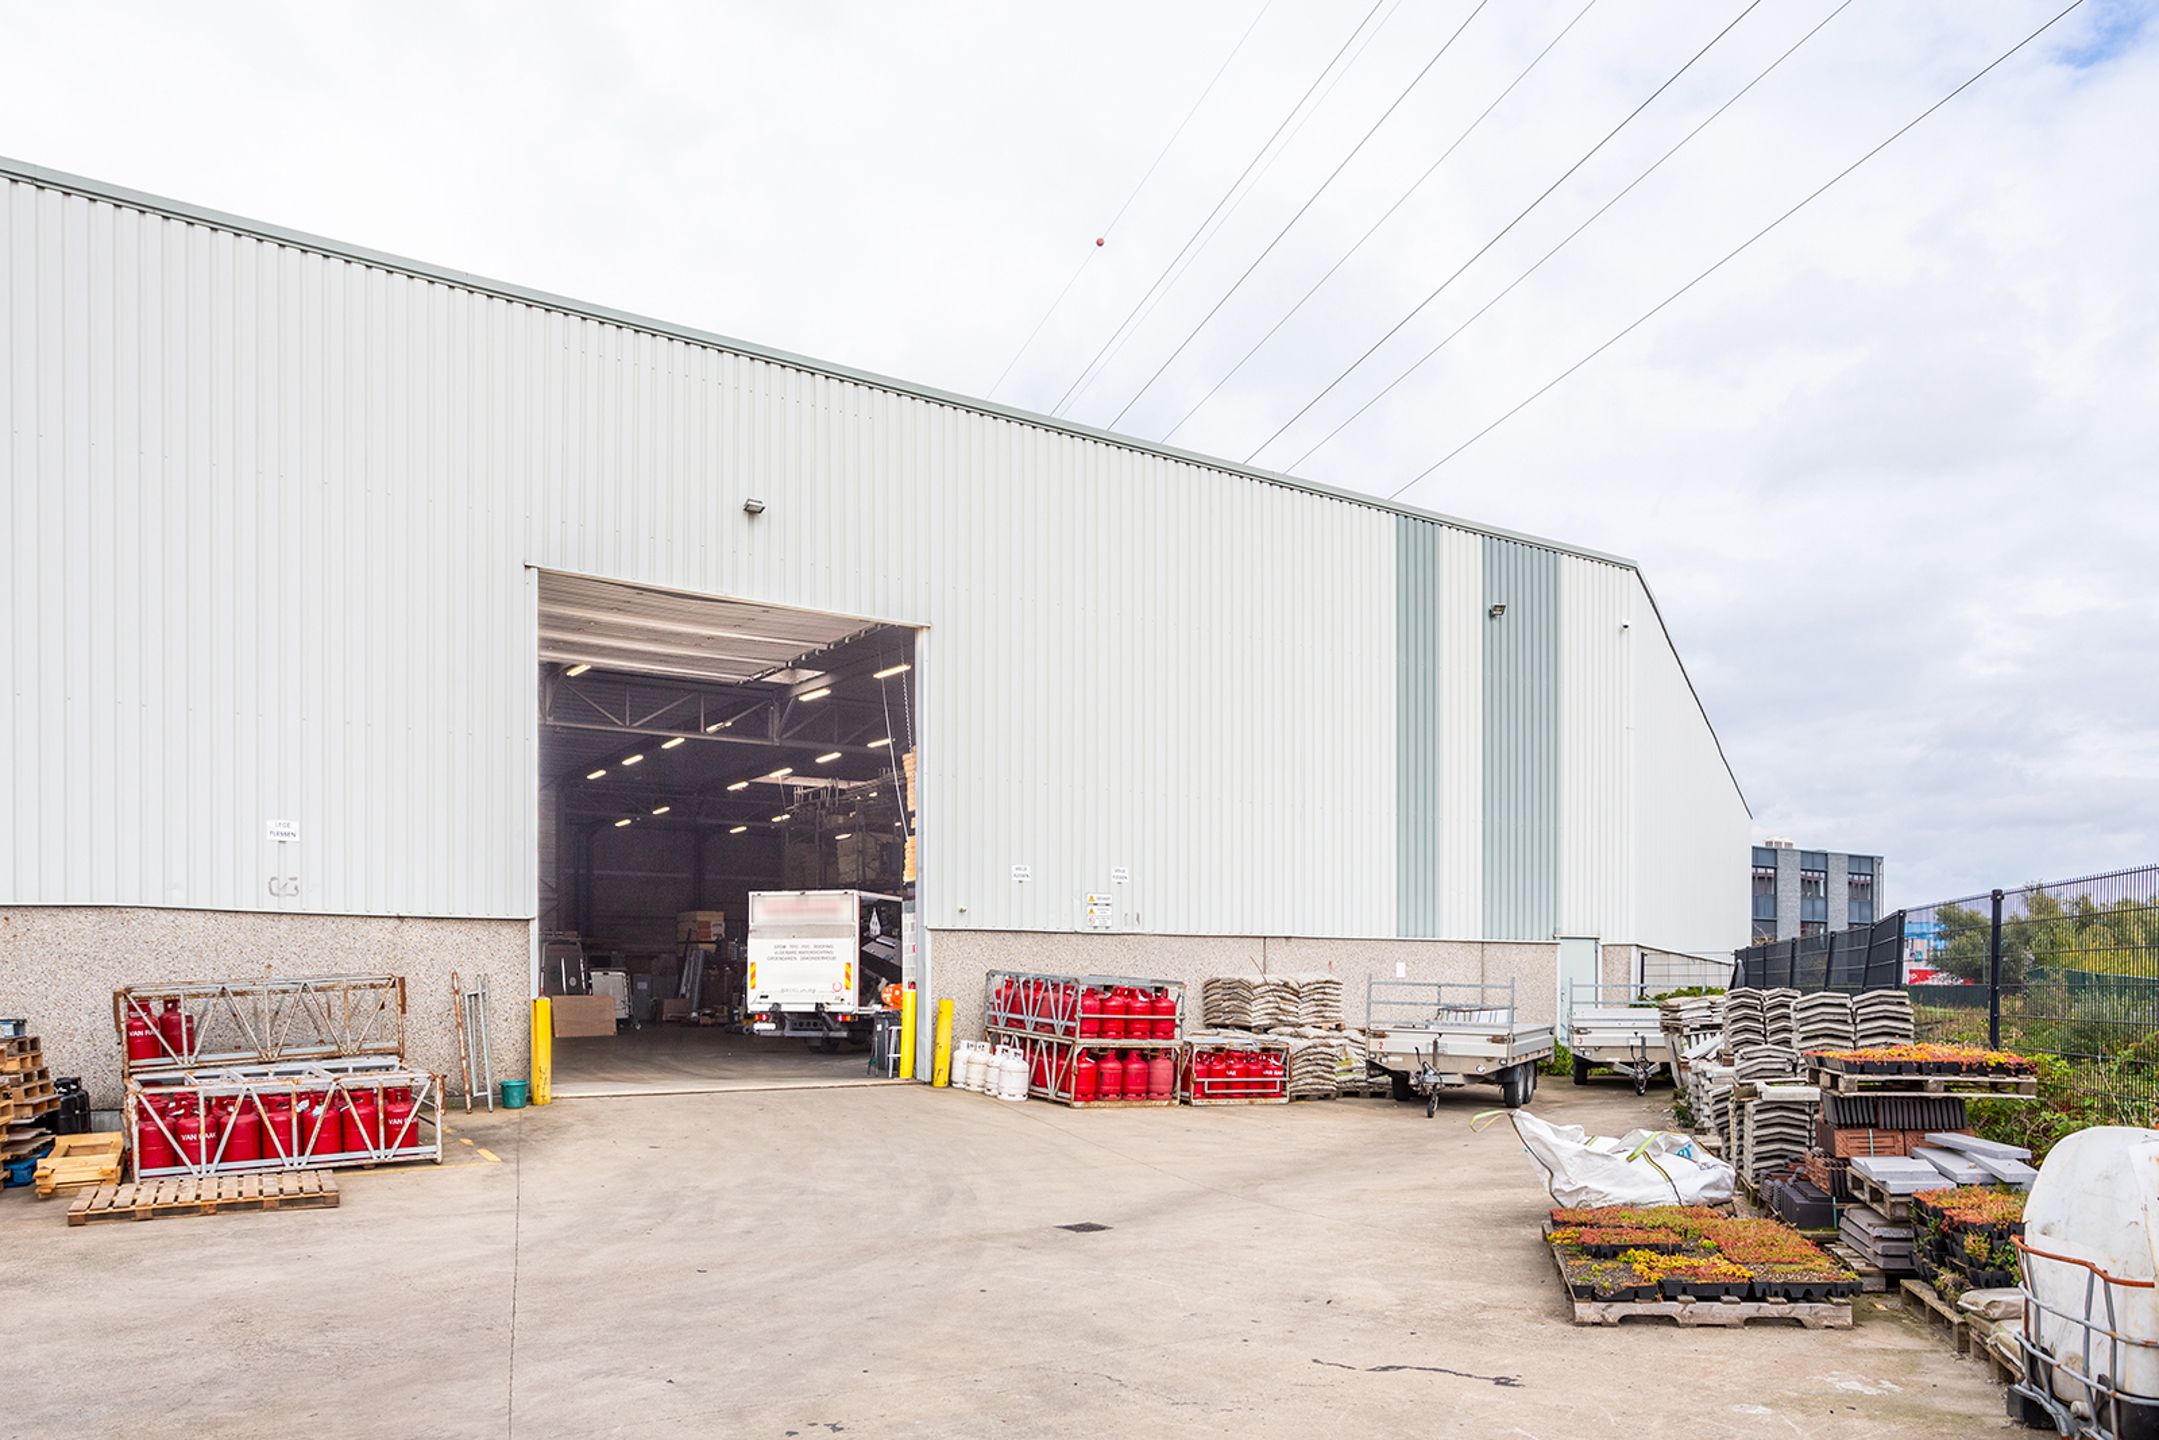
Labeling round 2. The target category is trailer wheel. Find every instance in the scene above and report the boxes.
[1632,1066,1650,1097]
[1425,1089,1439,1119]
[1500,1064,1530,1109]
[1572,1055,1592,1086]
[1389,1071,1414,1104]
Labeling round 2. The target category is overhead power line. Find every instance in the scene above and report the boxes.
[1059,0,1408,419]
[1289,0,1858,472]
[1102,0,1495,431]
[984,0,1277,400]
[1244,0,1767,465]
[1046,0,1394,419]
[1388,0,2089,500]
[1159,0,1604,446]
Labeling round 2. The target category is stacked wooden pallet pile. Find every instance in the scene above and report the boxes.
[2,1030,63,1170]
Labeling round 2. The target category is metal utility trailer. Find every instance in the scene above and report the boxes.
[1364,980,1554,1116]
[1565,982,1671,1095]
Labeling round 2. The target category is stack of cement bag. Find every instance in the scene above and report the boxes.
[1248,976,1298,1029]
[1286,973,1344,1027]
[1275,1028,1369,1098]
[1854,990,1916,1047]
[1201,977,1258,1029]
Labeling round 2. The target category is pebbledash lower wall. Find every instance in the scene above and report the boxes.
[0,908,531,1109]
[928,930,1634,1051]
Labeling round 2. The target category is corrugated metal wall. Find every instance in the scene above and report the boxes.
[1394,518,1481,937]
[0,165,1747,951]
[1480,538,1559,941]
[1558,556,1634,941]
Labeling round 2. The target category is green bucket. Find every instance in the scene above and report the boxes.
[500,1079,530,1109]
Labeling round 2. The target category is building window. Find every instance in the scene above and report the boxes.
[1752,918,1777,943]
[1799,861,1827,924]
[1752,861,1777,922]
[1849,865,1875,925]
[1800,920,1827,939]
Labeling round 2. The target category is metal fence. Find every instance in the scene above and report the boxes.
[1735,864,2159,1123]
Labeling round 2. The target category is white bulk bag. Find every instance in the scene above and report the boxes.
[1492,1108,1735,1209]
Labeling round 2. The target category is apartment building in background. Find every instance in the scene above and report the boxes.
[1751,840,1884,942]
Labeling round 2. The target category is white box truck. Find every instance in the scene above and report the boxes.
[746,889,902,1050]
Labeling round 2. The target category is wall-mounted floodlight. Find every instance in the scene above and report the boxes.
[743,498,767,515]
[1488,603,1507,619]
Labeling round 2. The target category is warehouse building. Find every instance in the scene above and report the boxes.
[0,159,1749,1100]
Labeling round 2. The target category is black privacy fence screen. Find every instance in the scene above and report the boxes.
[1734,864,2159,1123]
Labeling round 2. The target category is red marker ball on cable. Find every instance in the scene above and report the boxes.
[1095,237,1105,247]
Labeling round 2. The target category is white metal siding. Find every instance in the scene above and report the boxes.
[1629,573,1751,955]
[1,175,1399,933]
[1,166,1741,949]
[1558,556,1633,942]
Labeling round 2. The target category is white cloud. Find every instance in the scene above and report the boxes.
[3,0,2151,902]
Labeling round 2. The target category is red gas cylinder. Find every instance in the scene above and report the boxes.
[343,1089,382,1155]
[1096,1048,1125,1100]
[1259,1052,1285,1097]
[1122,1050,1148,1100]
[381,1088,421,1149]
[1101,987,1128,1039]
[259,1092,297,1160]
[1223,1052,1248,1096]
[1072,1050,1099,1102]
[1146,1051,1174,1101]
[1078,987,1104,1038]
[219,1099,264,1164]
[996,977,1017,1025]
[171,1099,209,1167]
[1031,1047,1051,1093]
[302,1091,341,1158]
[1150,988,1177,1039]
[1060,982,1081,1034]
[157,998,194,1061]
[135,1098,178,1172]
[124,1006,159,1063]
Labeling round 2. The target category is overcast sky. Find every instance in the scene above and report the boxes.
[6,0,2152,904]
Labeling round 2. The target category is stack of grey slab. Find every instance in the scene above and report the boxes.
[1763,988,1800,1050]
[1921,1132,2039,1189]
[1686,1059,1734,1148]
[1201,977,1257,1029]
[1660,991,1723,1035]
[1850,1155,1948,1200]
[1854,990,1916,1046]
[1725,989,1768,1050]
[1840,1204,1916,1272]
[1742,1083,1820,1180]
[1794,991,1857,1052]
[1736,1046,1804,1083]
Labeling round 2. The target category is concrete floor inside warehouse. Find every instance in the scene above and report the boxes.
[548,1023,887,1096]
[1,1085,2019,1440]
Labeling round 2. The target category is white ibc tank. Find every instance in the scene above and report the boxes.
[2023,1126,2159,1401]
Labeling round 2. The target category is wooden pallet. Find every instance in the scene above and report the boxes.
[1901,1278,1973,1355]
[1548,1240,1853,1329]
[67,1171,340,1226]
[34,1132,125,1198]
[1846,1172,1922,1222]
[1808,1068,2038,1099]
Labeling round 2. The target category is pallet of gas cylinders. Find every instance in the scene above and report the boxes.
[1183,1033,1291,1105]
[114,973,444,1181]
[982,969,1188,1107]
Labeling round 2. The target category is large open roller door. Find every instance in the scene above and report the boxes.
[535,572,920,1096]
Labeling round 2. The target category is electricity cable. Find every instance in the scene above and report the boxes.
[1061,0,1408,418]
[985,0,1277,399]
[1387,0,2089,499]
[1288,0,1857,472]
[1243,0,1767,464]
[1047,0,1393,418]
[1159,0,1603,445]
[1103,0,1494,431]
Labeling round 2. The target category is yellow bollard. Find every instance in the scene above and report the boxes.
[530,997,553,1106]
[931,997,954,1087]
[899,987,918,1080]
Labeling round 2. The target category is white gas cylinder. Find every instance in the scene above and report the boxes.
[995,1045,1029,1102]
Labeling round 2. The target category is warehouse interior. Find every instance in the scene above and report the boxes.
[535,573,918,1094]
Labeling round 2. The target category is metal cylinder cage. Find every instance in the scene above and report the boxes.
[114,975,408,1075]
[2014,1236,2159,1439]
[126,1058,446,1180]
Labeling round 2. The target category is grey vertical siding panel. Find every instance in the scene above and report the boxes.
[1396,519,1441,935]
[1481,537,1559,940]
